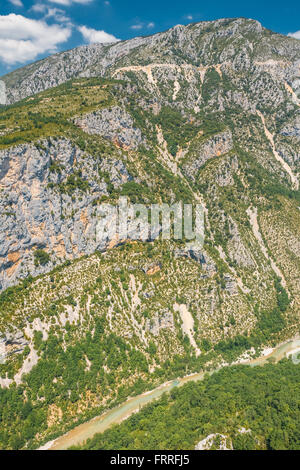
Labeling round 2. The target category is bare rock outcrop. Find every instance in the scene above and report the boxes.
[183,131,233,180]
[0,138,132,290]
[74,106,144,149]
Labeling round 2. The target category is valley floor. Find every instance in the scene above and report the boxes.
[42,335,300,450]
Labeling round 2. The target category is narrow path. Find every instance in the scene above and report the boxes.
[172,79,180,101]
[112,63,225,102]
[247,206,288,290]
[257,110,298,190]
[284,82,300,107]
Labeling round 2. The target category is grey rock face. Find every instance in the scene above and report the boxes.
[277,144,300,170]
[280,115,300,140]
[0,138,133,290]
[0,329,29,360]
[174,248,216,275]
[223,274,237,295]
[0,16,299,295]
[142,262,162,275]
[2,18,300,106]
[145,309,174,336]
[227,220,255,268]
[195,434,232,450]
[215,155,239,186]
[74,106,144,149]
[183,131,233,181]
[0,81,6,105]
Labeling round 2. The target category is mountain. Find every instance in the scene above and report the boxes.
[1,18,300,106]
[0,17,299,450]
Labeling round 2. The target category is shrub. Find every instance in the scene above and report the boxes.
[34,249,50,267]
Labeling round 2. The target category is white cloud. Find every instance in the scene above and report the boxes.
[130,24,143,30]
[46,8,71,23]
[130,21,155,31]
[9,0,23,6]
[0,14,71,65]
[31,3,70,22]
[30,3,71,23]
[78,25,119,44]
[186,15,193,20]
[31,3,47,13]
[48,0,93,5]
[288,31,300,39]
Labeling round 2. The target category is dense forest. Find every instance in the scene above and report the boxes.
[74,359,300,450]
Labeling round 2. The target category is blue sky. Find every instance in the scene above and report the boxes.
[0,0,300,76]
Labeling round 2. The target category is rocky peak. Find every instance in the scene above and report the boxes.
[1,18,299,105]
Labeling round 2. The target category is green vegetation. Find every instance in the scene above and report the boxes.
[154,107,200,156]
[0,78,114,149]
[0,32,300,452]
[33,249,50,267]
[0,236,296,449]
[120,181,153,203]
[59,172,90,194]
[75,360,300,450]
[201,68,221,102]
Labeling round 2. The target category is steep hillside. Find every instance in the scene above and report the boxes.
[1,18,300,107]
[75,360,300,451]
[0,17,299,449]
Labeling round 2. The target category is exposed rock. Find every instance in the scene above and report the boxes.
[227,219,255,268]
[2,18,300,107]
[195,433,232,450]
[145,309,174,336]
[215,155,239,186]
[280,115,300,140]
[0,81,6,105]
[74,106,144,149]
[0,329,29,361]
[183,131,233,180]
[143,262,162,276]
[223,274,238,295]
[0,16,300,449]
[0,138,133,290]
[142,289,155,299]
[174,248,216,274]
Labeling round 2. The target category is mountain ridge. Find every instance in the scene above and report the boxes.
[0,16,299,449]
[1,17,300,105]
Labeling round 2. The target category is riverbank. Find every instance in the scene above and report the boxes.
[40,335,300,450]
